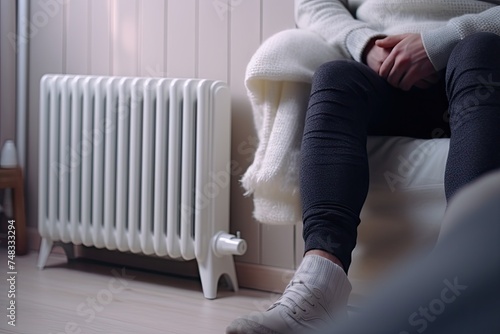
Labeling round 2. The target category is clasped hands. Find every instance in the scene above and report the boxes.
[364,33,439,91]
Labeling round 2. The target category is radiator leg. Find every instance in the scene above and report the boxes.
[58,242,76,261]
[198,253,239,300]
[37,238,53,269]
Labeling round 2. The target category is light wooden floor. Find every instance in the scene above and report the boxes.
[0,250,280,334]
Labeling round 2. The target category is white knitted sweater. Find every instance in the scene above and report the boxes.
[242,0,500,225]
[297,0,500,69]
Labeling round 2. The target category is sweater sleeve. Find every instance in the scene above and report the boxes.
[295,0,385,62]
[422,6,500,71]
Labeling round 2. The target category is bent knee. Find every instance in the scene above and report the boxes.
[312,60,369,89]
[446,32,500,98]
[448,32,500,68]
[457,32,500,50]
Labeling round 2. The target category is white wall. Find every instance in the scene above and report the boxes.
[24,0,300,269]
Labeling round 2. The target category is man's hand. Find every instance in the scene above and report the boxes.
[363,37,392,74]
[376,33,437,91]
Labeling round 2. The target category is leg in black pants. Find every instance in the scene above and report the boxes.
[301,32,500,272]
[445,32,500,199]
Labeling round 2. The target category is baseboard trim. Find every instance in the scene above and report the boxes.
[28,227,292,293]
[235,262,293,293]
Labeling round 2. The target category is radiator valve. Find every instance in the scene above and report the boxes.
[213,231,247,257]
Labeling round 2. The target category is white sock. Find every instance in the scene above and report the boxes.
[293,255,352,312]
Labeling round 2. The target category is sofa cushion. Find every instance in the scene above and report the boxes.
[367,136,449,193]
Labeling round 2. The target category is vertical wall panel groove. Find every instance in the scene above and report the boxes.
[87,1,92,72]
[113,0,139,76]
[90,0,112,75]
[229,0,262,265]
[62,0,67,73]
[109,0,115,74]
[259,0,297,269]
[198,0,229,82]
[66,0,89,74]
[260,0,264,43]
[137,0,142,78]
[140,0,166,77]
[163,2,168,78]
[166,0,197,78]
[195,0,200,78]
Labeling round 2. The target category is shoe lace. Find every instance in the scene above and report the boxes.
[268,280,319,315]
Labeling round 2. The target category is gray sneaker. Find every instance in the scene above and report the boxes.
[226,279,342,334]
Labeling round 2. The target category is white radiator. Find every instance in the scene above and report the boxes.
[37,74,246,299]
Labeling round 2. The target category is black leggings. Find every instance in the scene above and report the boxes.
[300,32,500,272]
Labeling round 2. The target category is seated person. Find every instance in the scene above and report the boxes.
[228,0,500,333]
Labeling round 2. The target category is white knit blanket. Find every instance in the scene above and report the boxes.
[241,29,345,225]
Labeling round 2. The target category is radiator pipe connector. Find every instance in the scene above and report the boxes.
[213,231,247,257]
